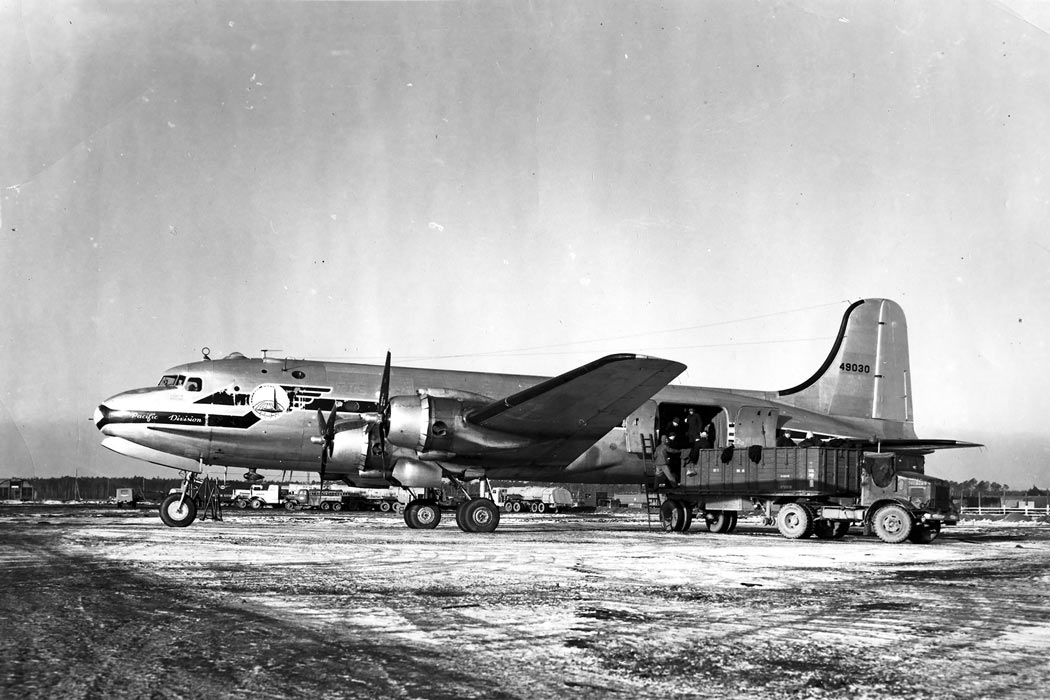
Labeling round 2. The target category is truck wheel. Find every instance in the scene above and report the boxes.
[250,498,263,510]
[284,501,297,511]
[908,523,939,544]
[379,501,391,512]
[457,498,500,533]
[873,504,913,544]
[706,511,735,534]
[813,520,837,539]
[331,502,343,512]
[159,493,197,527]
[512,501,522,513]
[235,499,248,509]
[777,503,813,539]
[319,502,331,511]
[503,502,515,513]
[678,503,694,533]
[536,502,547,514]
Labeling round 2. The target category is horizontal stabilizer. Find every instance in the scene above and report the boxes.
[874,438,984,452]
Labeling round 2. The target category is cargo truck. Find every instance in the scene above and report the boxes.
[657,446,955,544]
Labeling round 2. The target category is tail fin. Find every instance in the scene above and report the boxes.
[777,299,913,424]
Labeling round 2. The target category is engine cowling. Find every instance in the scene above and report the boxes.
[327,426,370,471]
[386,391,532,456]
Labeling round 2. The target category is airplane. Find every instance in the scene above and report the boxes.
[94,298,978,532]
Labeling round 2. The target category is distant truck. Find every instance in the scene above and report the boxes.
[230,484,288,510]
[284,488,368,512]
[114,487,139,508]
[493,486,575,513]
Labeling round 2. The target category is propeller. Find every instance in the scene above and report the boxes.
[310,351,392,482]
[371,351,392,457]
[312,406,338,486]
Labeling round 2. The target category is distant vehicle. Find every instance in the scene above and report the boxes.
[230,484,287,510]
[493,486,574,513]
[114,487,139,508]
[284,488,368,512]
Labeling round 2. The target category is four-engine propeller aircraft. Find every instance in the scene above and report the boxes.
[94,298,977,532]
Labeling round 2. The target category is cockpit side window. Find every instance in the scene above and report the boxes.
[186,377,202,392]
[159,375,179,387]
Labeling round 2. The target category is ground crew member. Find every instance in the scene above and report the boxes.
[655,434,681,487]
[776,431,796,447]
[799,431,822,447]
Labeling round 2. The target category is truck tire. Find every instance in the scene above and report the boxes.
[379,501,391,513]
[813,520,837,539]
[872,504,913,544]
[777,503,814,539]
[250,498,263,510]
[159,493,197,527]
[536,502,547,514]
[284,501,297,511]
[512,501,523,513]
[235,499,248,509]
[706,511,736,534]
[319,502,331,511]
[908,523,939,544]
[331,502,343,512]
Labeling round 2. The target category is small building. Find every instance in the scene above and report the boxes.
[0,478,35,501]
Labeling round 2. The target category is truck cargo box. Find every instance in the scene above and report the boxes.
[688,447,864,498]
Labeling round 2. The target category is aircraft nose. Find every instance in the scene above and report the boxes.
[94,404,115,434]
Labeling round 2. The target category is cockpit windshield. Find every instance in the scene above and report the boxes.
[158,375,185,387]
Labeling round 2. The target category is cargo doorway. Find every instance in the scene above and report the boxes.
[656,403,727,449]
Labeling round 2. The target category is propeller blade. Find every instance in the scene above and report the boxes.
[376,351,392,455]
[379,350,391,409]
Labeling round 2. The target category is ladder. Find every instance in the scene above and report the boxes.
[640,434,662,531]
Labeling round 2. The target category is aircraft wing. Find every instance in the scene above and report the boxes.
[466,354,686,439]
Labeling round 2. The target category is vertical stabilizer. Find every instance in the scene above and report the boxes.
[778,299,913,425]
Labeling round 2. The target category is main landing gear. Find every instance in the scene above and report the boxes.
[401,478,501,533]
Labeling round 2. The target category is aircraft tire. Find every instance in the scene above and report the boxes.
[408,500,441,529]
[908,523,939,545]
[159,493,197,528]
[872,504,914,544]
[457,498,500,533]
[404,502,420,529]
[660,500,684,532]
[777,503,814,539]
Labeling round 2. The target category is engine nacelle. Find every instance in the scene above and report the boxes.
[387,392,533,456]
[391,458,443,488]
[328,426,369,471]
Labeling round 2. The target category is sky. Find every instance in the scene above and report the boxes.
[2,1,1049,489]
